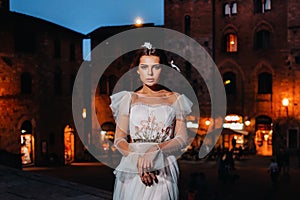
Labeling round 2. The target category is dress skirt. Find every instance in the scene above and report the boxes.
[113,154,179,200]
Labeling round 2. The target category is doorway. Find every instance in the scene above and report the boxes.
[64,125,75,164]
[20,120,34,165]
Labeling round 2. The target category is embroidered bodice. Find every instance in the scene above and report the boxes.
[110,91,192,144]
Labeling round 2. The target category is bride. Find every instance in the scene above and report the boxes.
[110,42,192,200]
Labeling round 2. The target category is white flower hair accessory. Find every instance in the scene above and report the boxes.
[141,42,153,50]
[170,60,181,72]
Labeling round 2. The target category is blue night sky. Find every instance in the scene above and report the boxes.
[10,0,164,34]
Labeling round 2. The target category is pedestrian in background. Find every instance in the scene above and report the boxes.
[268,158,279,188]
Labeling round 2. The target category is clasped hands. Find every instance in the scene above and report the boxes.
[137,146,160,187]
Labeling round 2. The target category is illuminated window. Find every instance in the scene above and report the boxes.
[231,3,237,15]
[265,0,271,11]
[21,72,32,94]
[224,2,237,16]
[223,72,236,94]
[255,30,270,50]
[258,72,272,94]
[224,3,230,16]
[225,33,238,52]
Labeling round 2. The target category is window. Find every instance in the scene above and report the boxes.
[223,72,236,94]
[258,72,272,94]
[254,0,271,13]
[231,3,237,15]
[54,68,62,95]
[70,43,76,61]
[21,72,32,94]
[255,30,270,50]
[54,39,61,58]
[224,2,237,16]
[224,3,230,16]
[184,15,191,36]
[225,33,238,52]
[265,0,271,11]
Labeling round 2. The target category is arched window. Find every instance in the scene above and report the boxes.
[225,33,238,52]
[255,30,270,50]
[258,72,272,94]
[184,15,191,36]
[223,72,236,94]
[231,2,237,15]
[265,0,271,11]
[254,0,263,13]
[224,3,230,16]
[21,72,32,94]
[254,0,271,13]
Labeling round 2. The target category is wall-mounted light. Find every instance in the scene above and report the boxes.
[282,98,289,117]
[244,120,251,126]
[205,119,211,126]
[82,108,87,119]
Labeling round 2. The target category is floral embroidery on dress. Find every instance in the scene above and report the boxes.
[133,110,175,143]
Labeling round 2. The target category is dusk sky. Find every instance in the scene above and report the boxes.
[10,0,164,34]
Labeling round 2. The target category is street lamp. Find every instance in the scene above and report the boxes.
[134,17,143,27]
[282,98,289,117]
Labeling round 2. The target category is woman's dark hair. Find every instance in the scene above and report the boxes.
[130,44,170,69]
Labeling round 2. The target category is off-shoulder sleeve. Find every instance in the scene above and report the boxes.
[110,91,132,134]
[173,94,193,120]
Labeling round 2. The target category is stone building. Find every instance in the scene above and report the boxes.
[164,0,300,155]
[0,0,86,167]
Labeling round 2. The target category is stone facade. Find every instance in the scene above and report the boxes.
[0,0,85,166]
[164,0,300,154]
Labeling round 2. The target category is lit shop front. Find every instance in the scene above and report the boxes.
[221,114,249,150]
[254,116,273,156]
[64,125,75,164]
[20,120,34,165]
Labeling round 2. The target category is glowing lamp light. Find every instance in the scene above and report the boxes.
[282,98,289,107]
[224,80,231,85]
[245,120,251,126]
[205,119,211,126]
[135,17,143,26]
[82,108,87,119]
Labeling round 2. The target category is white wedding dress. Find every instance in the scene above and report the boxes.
[110,91,192,200]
